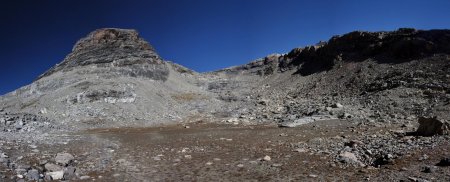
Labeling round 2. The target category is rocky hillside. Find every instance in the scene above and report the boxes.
[205,28,450,127]
[0,28,223,131]
[0,28,449,132]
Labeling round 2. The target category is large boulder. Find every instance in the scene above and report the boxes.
[416,117,450,136]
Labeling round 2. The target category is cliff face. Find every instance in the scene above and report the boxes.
[37,28,169,81]
[287,28,450,75]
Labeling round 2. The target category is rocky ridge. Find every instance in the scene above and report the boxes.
[0,28,449,181]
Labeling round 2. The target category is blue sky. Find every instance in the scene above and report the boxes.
[1,0,450,95]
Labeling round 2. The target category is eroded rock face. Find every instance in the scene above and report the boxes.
[288,28,450,75]
[37,28,169,81]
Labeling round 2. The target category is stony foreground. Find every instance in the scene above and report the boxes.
[1,118,449,181]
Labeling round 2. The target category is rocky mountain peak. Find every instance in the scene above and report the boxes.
[37,28,168,80]
[71,28,151,52]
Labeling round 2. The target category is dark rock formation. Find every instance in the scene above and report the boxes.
[416,117,450,136]
[37,28,169,81]
[287,28,450,75]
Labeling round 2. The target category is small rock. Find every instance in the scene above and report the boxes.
[372,154,394,167]
[422,166,433,173]
[344,140,363,148]
[294,148,307,153]
[338,152,364,167]
[308,174,318,178]
[26,169,40,180]
[44,174,53,181]
[339,113,352,119]
[63,166,76,180]
[332,103,344,108]
[227,118,239,123]
[39,160,48,166]
[206,162,213,165]
[79,176,90,180]
[271,163,282,167]
[55,153,74,166]
[262,155,271,161]
[46,171,64,180]
[237,164,244,168]
[419,154,429,161]
[184,155,192,159]
[16,168,27,174]
[15,121,24,130]
[408,176,430,182]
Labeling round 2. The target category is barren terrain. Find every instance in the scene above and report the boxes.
[1,28,450,181]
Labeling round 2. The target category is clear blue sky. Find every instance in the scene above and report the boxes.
[1,0,450,95]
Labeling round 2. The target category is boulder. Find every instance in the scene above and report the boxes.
[338,152,365,167]
[26,169,40,180]
[63,166,76,180]
[46,171,64,180]
[436,157,450,166]
[416,117,450,136]
[55,153,74,166]
[45,163,62,172]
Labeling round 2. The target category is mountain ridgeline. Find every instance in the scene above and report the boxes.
[0,28,449,131]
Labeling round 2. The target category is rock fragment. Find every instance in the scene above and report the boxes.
[262,155,271,161]
[26,169,40,180]
[63,166,76,180]
[46,171,64,180]
[338,152,364,167]
[55,153,74,166]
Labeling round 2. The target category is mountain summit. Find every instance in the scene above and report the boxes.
[38,28,168,81]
